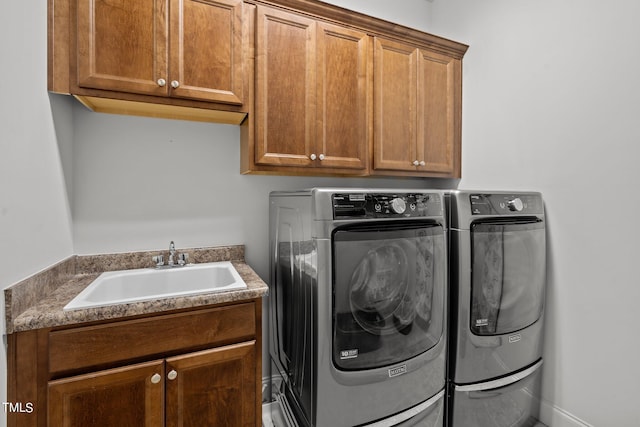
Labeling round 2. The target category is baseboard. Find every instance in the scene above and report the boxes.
[540,398,594,427]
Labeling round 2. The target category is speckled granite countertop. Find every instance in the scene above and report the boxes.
[4,245,268,333]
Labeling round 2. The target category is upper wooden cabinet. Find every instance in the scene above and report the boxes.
[372,37,462,177]
[241,0,467,178]
[76,0,243,104]
[247,5,370,174]
[169,0,244,105]
[49,0,467,176]
[75,0,169,98]
[50,0,249,124]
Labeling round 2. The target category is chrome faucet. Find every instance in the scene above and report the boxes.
[152,241,189,268]
[168,241,176,266]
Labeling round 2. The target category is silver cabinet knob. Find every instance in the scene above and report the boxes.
[151,373,162,384]
[412,160,420,166]
[171,80,180,89]
[157,78,166,87]
[310,154,317,160]
[318,154,325,161]
[419,161,426,166]
[167,370,178,380]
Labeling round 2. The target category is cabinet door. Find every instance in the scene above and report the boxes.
[165,341,257,427]
[76,0,169,96]
[48,360,164,427]
[315,22,370,170]
[255,6,316,167]
[372,37,418,172]
[417,49,461,176]
[169,0,244,104]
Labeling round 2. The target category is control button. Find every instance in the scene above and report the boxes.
[390,198,407,214]
[507,198,524,212]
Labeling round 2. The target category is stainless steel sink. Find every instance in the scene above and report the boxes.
[64,261,247,311]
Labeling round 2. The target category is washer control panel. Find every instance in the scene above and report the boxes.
[333,193,442,219]
[470,193,543,215]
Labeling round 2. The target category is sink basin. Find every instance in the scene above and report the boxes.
[64,261,247,311]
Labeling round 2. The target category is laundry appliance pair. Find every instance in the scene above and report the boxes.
[268,188,546,427]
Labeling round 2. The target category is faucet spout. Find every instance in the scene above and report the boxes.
[169,241,176,265]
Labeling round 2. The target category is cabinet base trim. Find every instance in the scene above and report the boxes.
[75,96,247,125]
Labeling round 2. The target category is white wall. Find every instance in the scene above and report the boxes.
[70,102,443,279]
[0,2,75,425]
[428,0,640,426]
[321,0,433,31]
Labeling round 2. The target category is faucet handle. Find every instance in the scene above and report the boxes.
[178,253,189,266]
[152,255,164,267]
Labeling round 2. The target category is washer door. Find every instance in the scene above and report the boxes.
[332,222,445,371]
[470,219,545,336]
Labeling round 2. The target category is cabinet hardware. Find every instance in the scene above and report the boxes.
[318,154,325,161]
[157,78,166,87]
[151,373,162,384]
[171,80,180,89]
[310,154,317,160]
[167,369,178,380]
[419,161,426,166]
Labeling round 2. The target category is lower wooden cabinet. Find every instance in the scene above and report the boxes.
[7,300,262,427]
[48,360,165,426]
[48,342,256,427]
[165,342,256,427]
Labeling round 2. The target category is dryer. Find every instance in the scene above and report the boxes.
[269,188,448,427]
[445,190,546,427]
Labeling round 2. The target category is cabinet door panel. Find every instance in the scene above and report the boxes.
[417,50,460,175]
[373,37,418,171]
[170,0,244,104]
[255,6,315,167]
[165,341,256,427]
[76,0,168,96]
[316,22,369,170]
[48,360,164,427]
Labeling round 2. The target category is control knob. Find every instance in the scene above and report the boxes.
[390,197,407,214]
[507,197,524,212]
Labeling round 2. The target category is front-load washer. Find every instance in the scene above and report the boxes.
[445,190,547,427]
[269,188,448,427]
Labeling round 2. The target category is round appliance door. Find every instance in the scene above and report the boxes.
[332,222,445,371]
[470,218,545,336]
